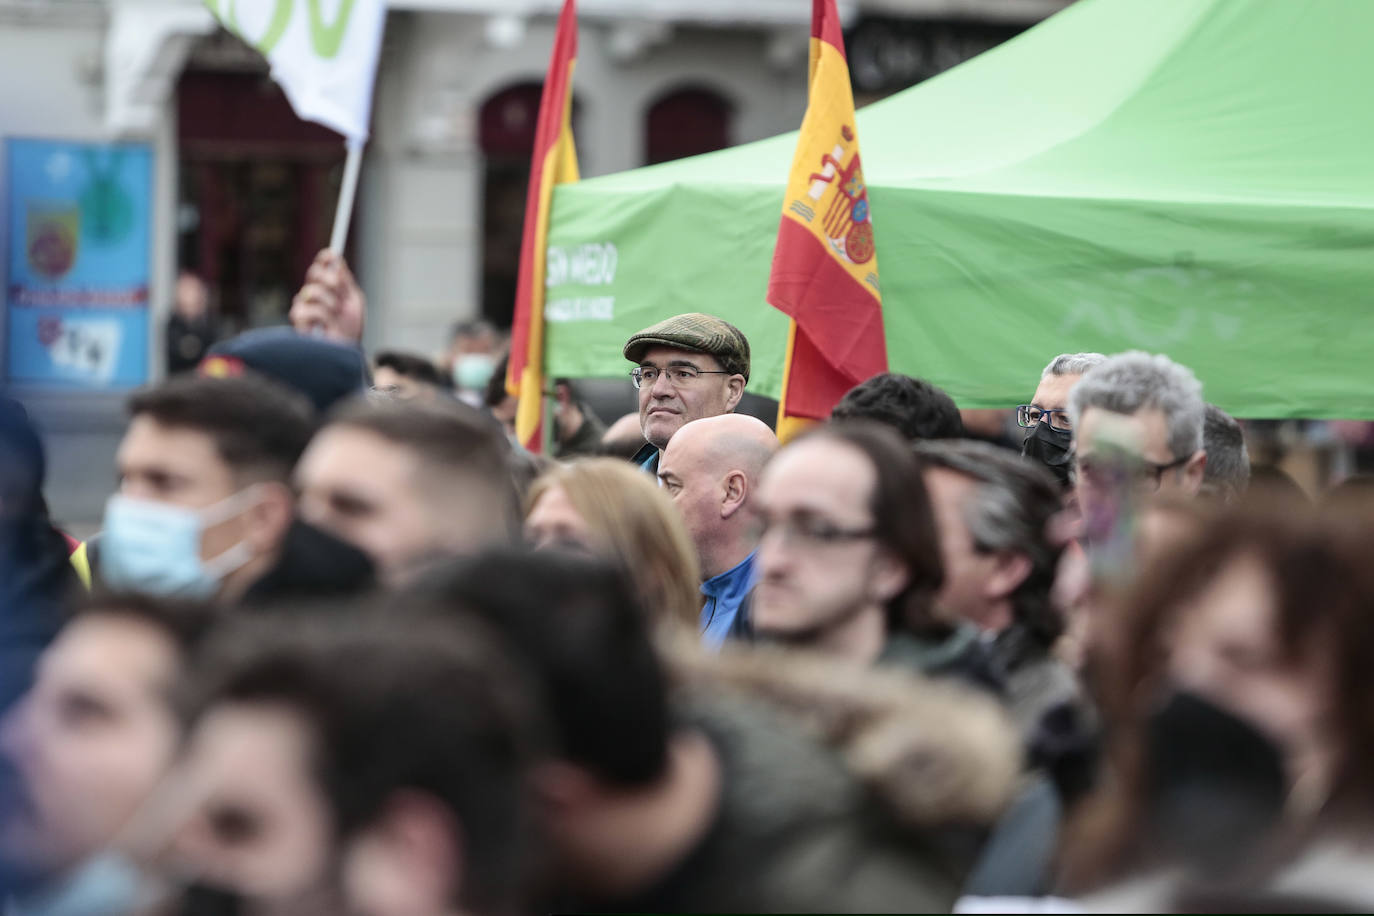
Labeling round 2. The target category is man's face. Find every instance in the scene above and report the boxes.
[296,427,449,583]
[0,615,182,875]
[923,467,1008,632]
[371,367,435,403]
[753,439,898,637]
[1074,406,1204,531]
[657,432,721,559]
[116,416,247,566]
[635,347,742,450]
[168,703,335,907]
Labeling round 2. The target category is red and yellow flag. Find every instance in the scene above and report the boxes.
[767,0,887,443]
[506,0,580,453]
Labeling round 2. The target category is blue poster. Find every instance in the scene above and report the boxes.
[6,138,152,388]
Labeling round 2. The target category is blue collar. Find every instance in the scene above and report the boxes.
[701,550,757,602]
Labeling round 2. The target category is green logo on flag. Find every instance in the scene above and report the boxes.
[203,0,357,59]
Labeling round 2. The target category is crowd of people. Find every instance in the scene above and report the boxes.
[2,247,1373,915]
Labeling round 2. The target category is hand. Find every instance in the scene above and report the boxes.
[289,250,365,344]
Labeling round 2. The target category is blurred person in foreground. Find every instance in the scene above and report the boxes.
[657,415,778,648]
[623,314,750,473]
[1060,501,1374,910]
[162,611,542,916]
[98,375,373,603]
[0,400,76,714]
[753,422,997,688]
[1199,403,1250,503]
[295,398,519,585]
[916,441,1092,753]
[525,459,700,633]
[1018,353,1106,489]
[1068,351,1207,546]
[371,350,447,403]
[831,372,965,442]
[412,548,1021,913]
[0,594,219,915]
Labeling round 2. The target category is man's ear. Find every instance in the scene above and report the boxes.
[343,791,462,916]
[983,550,1032,602]
[724,375,746,412]
[244,481,294,555]
[720,470,748,520]
[1181,449,1207,495]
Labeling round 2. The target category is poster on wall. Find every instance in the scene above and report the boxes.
[6,138,152,388]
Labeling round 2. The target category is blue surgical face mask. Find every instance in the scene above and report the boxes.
[98,490,259,599]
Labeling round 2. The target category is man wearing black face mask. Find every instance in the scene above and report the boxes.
[1018,353,1106,488]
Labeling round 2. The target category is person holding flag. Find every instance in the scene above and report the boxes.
[768,0,889,443]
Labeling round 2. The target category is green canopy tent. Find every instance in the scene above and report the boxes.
[543,0,1374,418]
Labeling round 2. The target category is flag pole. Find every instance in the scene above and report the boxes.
[329,139,365,253]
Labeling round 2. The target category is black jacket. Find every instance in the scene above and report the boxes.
[0,519,76,713]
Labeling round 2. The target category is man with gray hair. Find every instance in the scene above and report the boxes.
[1019,353,1107,487]
[916,440,1084,738]
[1068,351,1207,539]
[1200,404,1251,503]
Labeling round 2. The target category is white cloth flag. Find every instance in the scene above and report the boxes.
[203,0,386,143]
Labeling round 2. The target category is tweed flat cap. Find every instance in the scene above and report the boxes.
[623,313,751,381]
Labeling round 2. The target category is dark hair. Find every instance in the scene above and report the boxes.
[831,373,965,442]
[450,319,499,344]
[326,397,518,521]
[128,374,315,484]
[71,591,223,661]
[915,439,1066,645]
[1063,502,1374,890]
[187,611,542,915]
[484,354,512,410]
[1201,404,1250,501]
[803,422,944,633]
[374,350,446,389]
[408,548,670,788]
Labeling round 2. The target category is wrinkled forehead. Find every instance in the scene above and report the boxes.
[635,345,720,370]
[1030,372,1081,411]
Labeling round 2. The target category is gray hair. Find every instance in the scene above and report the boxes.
[1201,404,1250,500]
[915,439,1065,645]
[1041,352,1107,379]
[1067,351,1205,460]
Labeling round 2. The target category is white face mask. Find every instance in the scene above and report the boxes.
[98,487,261,599]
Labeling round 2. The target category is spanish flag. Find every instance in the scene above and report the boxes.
[506,0,580,453]
[767,0,887,443]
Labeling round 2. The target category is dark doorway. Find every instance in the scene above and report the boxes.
[177,67,350,333]
[645,87,733,165]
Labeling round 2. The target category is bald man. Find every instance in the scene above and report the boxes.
[658,415,778,649]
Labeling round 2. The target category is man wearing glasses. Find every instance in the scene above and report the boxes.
[1066,350,1208,543]
[622,314,751,473]
[750,423,997,688]
[1017,353,1106,488]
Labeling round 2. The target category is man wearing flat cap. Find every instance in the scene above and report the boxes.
[623,313,751,472]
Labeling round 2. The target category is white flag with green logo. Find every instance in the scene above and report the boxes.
[204,0,386,142]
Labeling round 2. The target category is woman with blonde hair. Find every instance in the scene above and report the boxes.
[525,458,701,631]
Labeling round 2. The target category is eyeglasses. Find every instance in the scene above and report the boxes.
[1074,452,1192,492]
[758,513,876,549]
[1016,404,1072,431]
[631,365,733,389]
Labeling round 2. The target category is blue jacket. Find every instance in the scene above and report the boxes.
[700,551,757,650]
